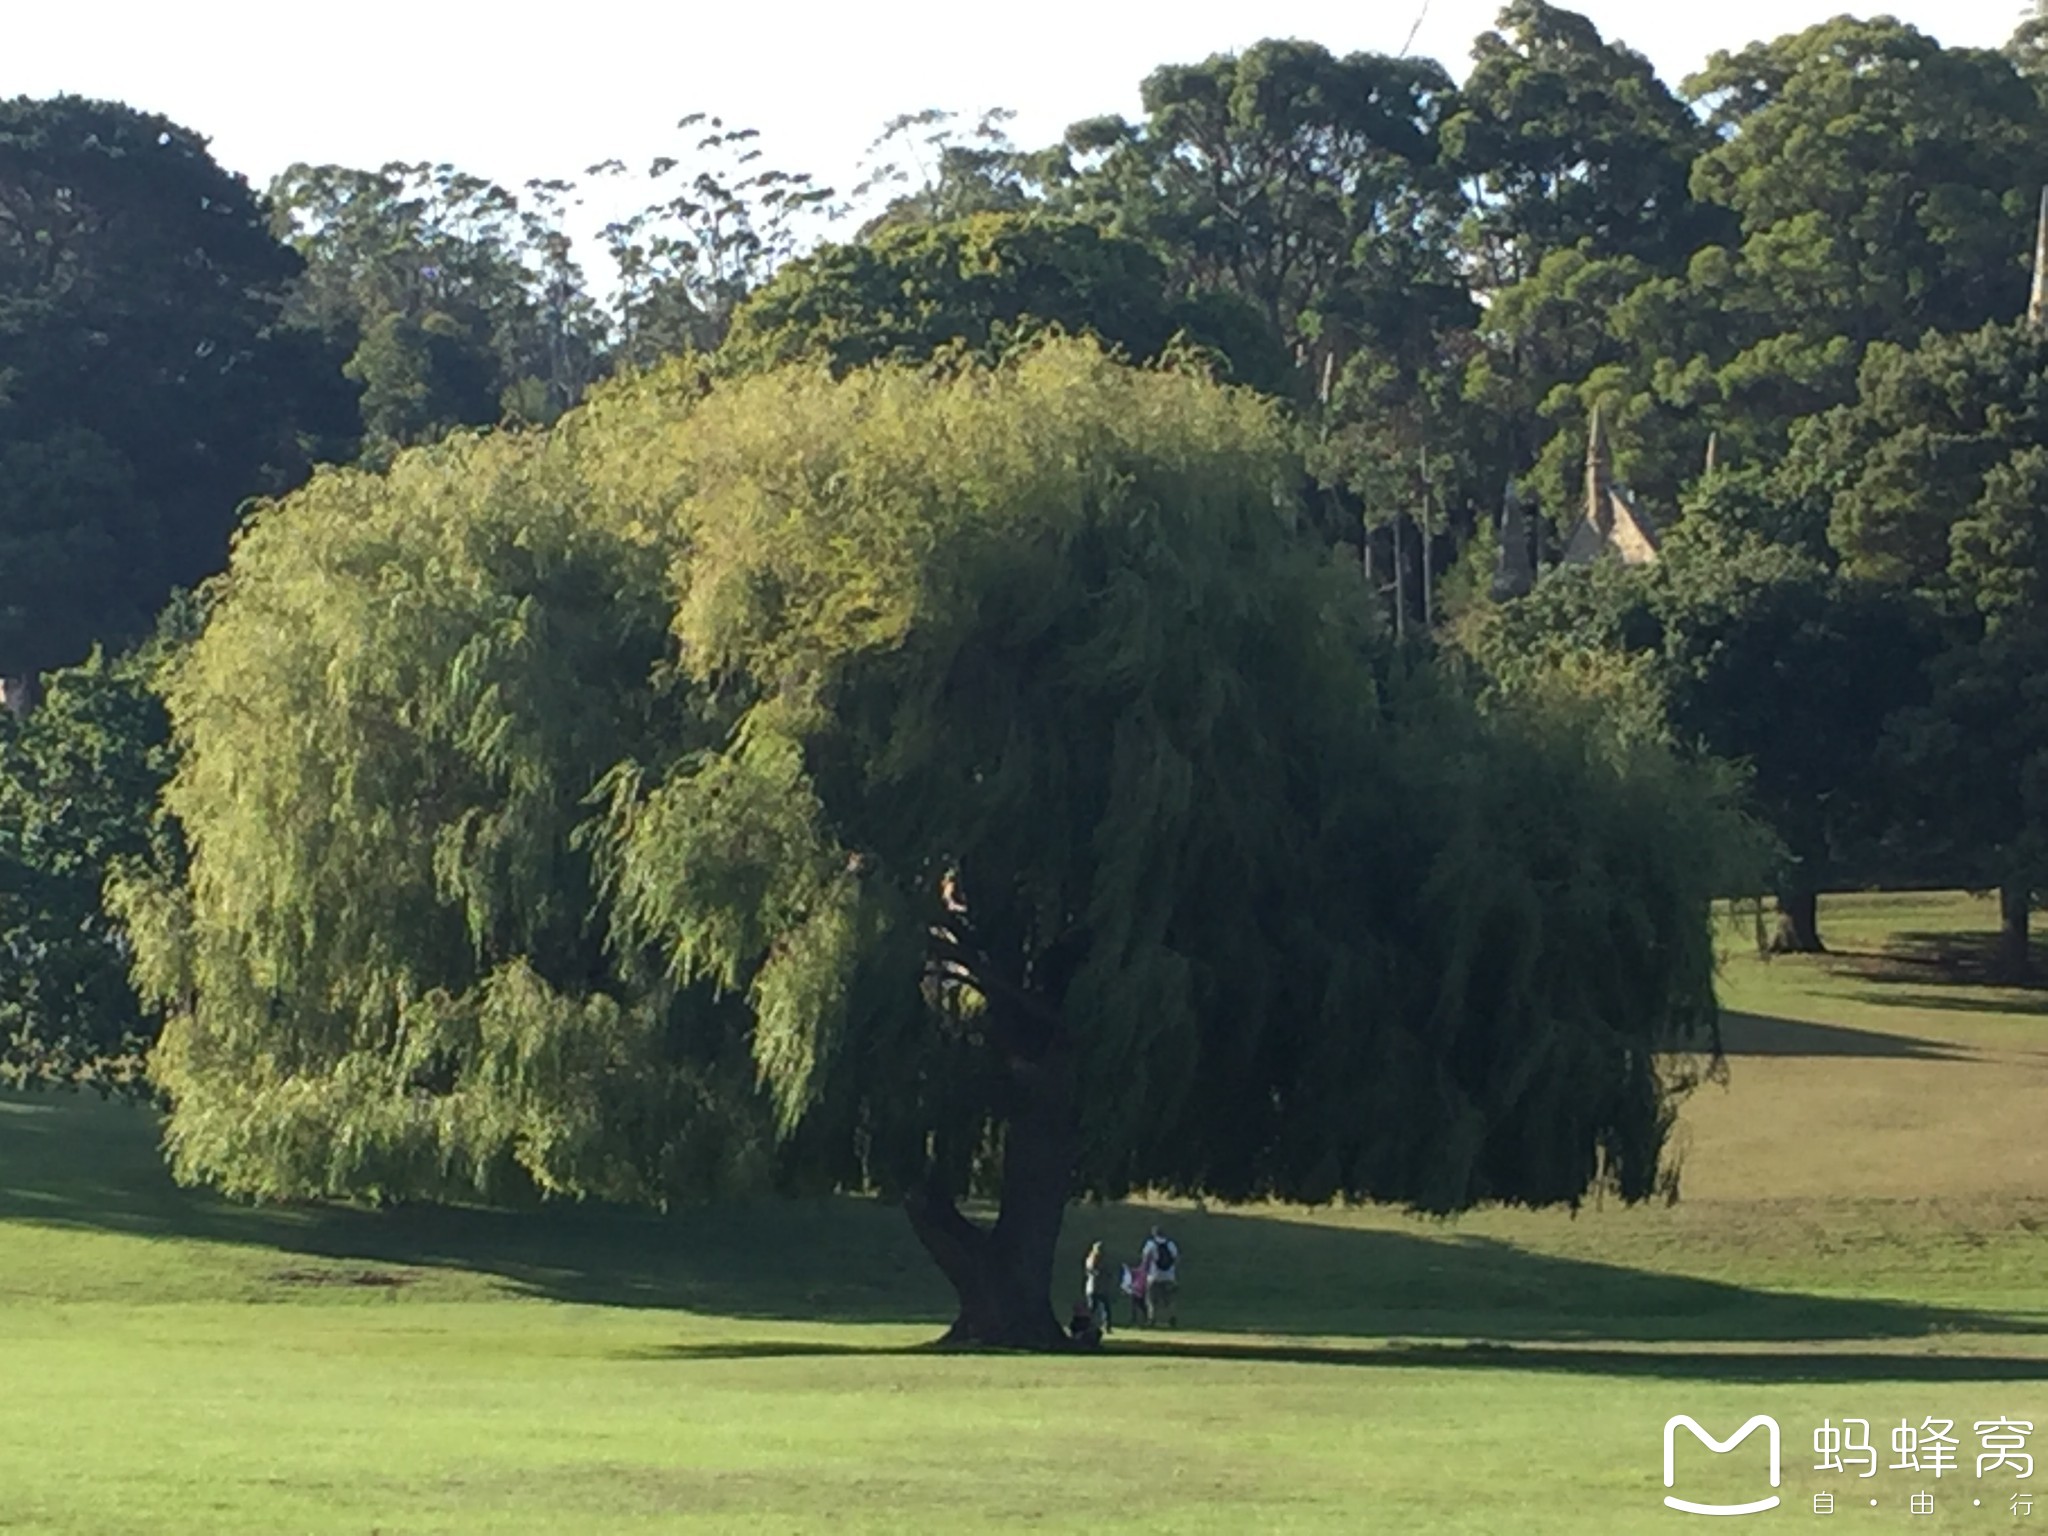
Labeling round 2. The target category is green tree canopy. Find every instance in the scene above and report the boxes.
[268,160,610,459]
[718,212,1290,391]
[1806,321,2048,970]
[0,96,356,683]
[1481,18,2048,530]
[127,340,1750,1348]
[0,630,182,1090]
[591,116,837,367]
[1455,486,1933,952]
[1030,39,1485,577]
[1687,18,2045,352]
[845,109,1046,237]
[1445,0,1720,284]
[1045,40,1462,362]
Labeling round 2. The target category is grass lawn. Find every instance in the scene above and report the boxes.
[4,890,2048,1532]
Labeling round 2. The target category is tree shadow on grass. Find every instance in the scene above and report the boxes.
[1845,989,2048,1022]
[1128,1339,2048,1383]
[1824,932,2048,1003]
[3,1091,2043,1354]
[1716,1012,1971,1059]
[626,1336,2048,1383]
[0,1090,953,1321]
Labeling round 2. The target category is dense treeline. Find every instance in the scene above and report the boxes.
[5,1,2046,1340]
[12,10,2048,667]
[17,4,2048,680]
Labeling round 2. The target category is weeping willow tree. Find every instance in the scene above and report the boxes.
[119,339,1755,1348]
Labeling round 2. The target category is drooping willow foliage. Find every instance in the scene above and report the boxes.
[119,338,1759,1219]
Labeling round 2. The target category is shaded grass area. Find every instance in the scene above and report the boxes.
[1738,889,2048,1016]
[3,888,2048,1532]
[1716,1010,1967,1058]
[4,1087,2040,1347]
[0,1089,949,1321]
[639,1334,2048,1383]
[1834,927,2048,993]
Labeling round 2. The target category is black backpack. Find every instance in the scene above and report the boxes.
[1155,1238,1176,1272]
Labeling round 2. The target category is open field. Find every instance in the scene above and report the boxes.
[4,891,2047,1533]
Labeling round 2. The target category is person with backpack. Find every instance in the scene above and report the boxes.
[1140,1227,1179,1327]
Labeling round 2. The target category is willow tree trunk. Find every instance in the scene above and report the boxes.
[1767,882,1824,954]
[1999,880,2031,981]
[903,1041,1079,1351]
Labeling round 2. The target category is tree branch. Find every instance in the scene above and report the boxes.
[924,924,1063,1058]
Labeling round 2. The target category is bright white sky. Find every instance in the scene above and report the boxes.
[4,0,2034,248]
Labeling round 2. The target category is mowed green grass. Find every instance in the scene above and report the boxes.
[5,891,2048,1533]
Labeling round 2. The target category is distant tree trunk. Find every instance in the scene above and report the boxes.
[0,674,36,718]
[1420,515,1434,631]
[1999,880,2032,981]
[1416,451,1433,632]
[904,1033,1078,1351]
[1767,882,1824,954]
[1393,516,1407,641]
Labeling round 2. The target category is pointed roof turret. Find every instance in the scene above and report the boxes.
[1562,406,1661,570]
[1585,404,1612,537]
[1493,479,1535,599]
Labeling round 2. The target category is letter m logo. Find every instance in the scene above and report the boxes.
[1663,1415,1782,1516]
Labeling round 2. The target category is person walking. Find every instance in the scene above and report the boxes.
[1121,1258,1148,1326]
[1084,1240,1113,1334]
[1141,1226,1179,1327]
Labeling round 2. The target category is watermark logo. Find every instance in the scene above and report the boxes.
[1664,1414,1783,1517]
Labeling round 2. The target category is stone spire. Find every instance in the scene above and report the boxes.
[1492,479,1534,599]
[2031,187,2048,335]
[1562,407,1662,569]
[1585,404,1612,537]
